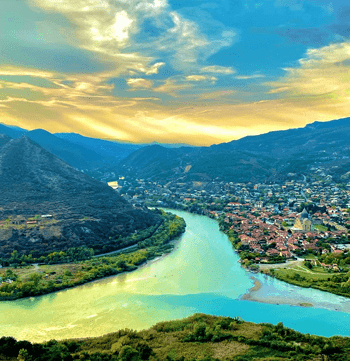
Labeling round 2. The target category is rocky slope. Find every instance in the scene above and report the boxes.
[0,136,160,258]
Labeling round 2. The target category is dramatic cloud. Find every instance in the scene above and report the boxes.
[267,41,350,97]
[29,0,235,74]
[2,0,350,145]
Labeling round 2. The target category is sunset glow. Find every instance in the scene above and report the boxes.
[1,0,350,145]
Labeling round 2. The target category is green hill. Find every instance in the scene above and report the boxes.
[0,314,348,360]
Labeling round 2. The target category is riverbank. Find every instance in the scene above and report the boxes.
[213,211,350,300]
[163,206,350,301]
[241,276,317,309]
[0,211,186,301]
[241,277,262,300]
[3,209,350,343]
[262,265,350,299]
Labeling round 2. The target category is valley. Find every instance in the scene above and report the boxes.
[1,120,350,360]
[4,0,350,358]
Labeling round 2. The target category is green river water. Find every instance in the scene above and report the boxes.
[1,210,350,341]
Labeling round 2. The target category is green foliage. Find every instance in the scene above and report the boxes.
[1,314,349,361]
[0,212,186,301]
[118,345,140,361]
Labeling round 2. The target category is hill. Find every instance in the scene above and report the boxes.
[55,132,142,161]
[0,314,348,360]
[119,117,350,183]
[0,137,160,258]
[26,129,117,170]
[0,124,141,171]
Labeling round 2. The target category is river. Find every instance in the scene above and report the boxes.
[1,210,350,342]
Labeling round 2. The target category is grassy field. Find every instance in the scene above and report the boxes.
[272,266,332,281]
[264,261,350,298]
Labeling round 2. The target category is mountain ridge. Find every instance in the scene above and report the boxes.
[118,117,350,183]
[0,136,160,258]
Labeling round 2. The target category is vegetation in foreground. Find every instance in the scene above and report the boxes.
[0,211,186,301]
[0,314,348,361]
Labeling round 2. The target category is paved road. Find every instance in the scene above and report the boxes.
[92,244,138,258]
[259,260,303,270]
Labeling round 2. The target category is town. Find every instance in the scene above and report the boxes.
[108,170,350,275]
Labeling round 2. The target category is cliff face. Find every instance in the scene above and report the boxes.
[0,136,159,258]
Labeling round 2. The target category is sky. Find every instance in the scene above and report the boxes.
[1,0,350,145]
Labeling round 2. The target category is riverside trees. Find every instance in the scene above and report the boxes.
[0,211,186,300]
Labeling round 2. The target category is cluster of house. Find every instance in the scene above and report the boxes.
[113,176,350,266]
[221,206,348,264]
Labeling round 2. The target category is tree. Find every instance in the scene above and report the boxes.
[5,269,17,281]
[118,345,140,361]
[29,273,42,287]
[304,260,313,270]
[17,349,31,361]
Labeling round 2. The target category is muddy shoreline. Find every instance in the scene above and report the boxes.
[241,276,316,309]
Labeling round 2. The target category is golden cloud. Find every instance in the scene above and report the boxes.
[126,78,154,89]
[267,41,350,97]
[185,75,217,82]
[235,74,265,80]
[153,79,192,95]
[3,39,350,146]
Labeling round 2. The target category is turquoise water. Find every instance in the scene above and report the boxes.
[1,210,350,342]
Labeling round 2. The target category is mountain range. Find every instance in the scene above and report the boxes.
[1,117,350,184]
[0,124,141,170]
[119,117,350,183]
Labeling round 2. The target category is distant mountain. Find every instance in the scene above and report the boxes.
[0,123,27,138]
[0,124,141,170]
[0,137,160,258]
[0,124,195,172]
[120,145,186,180]
[26,129,116,170]
[120,143,274,183]
[55,132,142,160]
[119,117,350,183]
[140,141,196,149]
[213,117,350,156]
